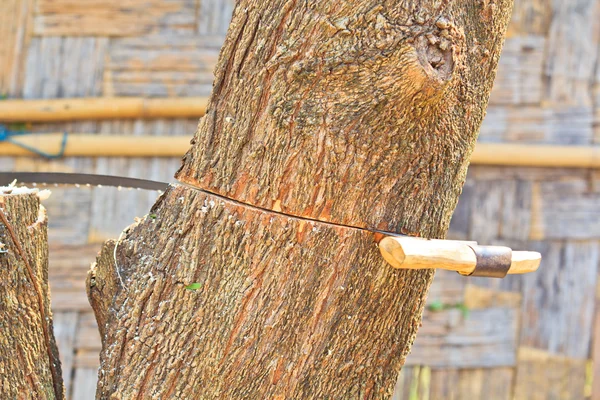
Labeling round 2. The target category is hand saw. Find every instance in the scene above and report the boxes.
[0,171,541,278]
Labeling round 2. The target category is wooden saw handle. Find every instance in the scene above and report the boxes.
[378,236,541,276]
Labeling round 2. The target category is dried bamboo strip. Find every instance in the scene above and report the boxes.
[471,143,600,169]
[0,97,208,122]
[0,134,189,157]
[0,136,598,168]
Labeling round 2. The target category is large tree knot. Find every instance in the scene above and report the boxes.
[411,16,464,83]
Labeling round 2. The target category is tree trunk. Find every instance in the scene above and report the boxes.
[87,1,514,398]
[0,189,63,399]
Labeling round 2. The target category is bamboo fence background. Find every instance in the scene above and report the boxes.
[1,0,600,398]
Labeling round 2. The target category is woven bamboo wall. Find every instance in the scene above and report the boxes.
[1,0,599,399]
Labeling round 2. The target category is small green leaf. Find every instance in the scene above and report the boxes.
[149,213,157,219]
[427,300,444,312]
[456,303,470,319]
[185,283,202,291]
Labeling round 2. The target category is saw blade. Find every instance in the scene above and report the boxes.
[0,172,469,243]
[0,172,169,191]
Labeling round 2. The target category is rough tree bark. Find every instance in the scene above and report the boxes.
[0,189,63,399]
[85,1,514,399]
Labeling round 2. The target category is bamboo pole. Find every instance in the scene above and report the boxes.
[0,135,598,167]
[0,134,190,157]
[0,97,208,122]
[471,143,600,168]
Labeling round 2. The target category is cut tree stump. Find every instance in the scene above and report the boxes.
[87,1,515,398]
[0,188,63,399]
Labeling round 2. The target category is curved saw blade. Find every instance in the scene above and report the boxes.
[0,172,169,191]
